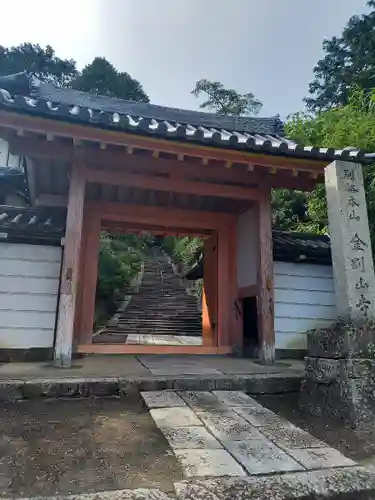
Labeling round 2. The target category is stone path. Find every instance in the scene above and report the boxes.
[141,390,356,478]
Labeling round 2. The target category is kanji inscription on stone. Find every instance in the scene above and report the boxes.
[325,161,375,319]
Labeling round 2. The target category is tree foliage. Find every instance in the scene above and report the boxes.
[72,57,149,102]
[0,43,77,86]
[286,88,375,243]
[192,78,262,115]
[0,43,151,327]
[306,1,375,111]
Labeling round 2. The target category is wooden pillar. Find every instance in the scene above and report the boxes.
[79,213,101,343]
[228,222,242,352]
[217,225,230,347]
[257,183,275,364]
[202,286,213,346]
[54,159,85,368]
[203,235,218,345]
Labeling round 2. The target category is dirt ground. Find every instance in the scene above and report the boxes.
[256,393,375,466]
[0,396,183,498]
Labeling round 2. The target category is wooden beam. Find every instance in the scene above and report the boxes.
[35,194,67,207]
[88,202,236,230]
[0,110,326,171]
[238,284,258,299]
[256,182,275,364]
[9,136,318,191]
[86,167,258,201]
[102,221,210,237]
[76,344,232,355]
[54,157,86,368]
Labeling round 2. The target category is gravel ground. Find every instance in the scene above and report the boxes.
[0,396,183,498]
[255,392,375,466]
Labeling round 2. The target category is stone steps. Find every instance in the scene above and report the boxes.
[96,248,202,341]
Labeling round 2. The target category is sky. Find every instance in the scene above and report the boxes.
[0,0,370,119]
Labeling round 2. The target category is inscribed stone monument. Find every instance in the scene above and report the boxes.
[300,161,375,428]
[325,160,375,318]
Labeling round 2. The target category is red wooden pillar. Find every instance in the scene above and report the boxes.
[78,213,101,344]
[257,182,275,364]
[203,235,218,345]
[228,222,242,352]
[54,158,85,368]
[217,225,230,347]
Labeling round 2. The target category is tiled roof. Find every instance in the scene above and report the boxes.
[0,205,65,241]
[272,231,331,264]
[184,231,331,280]
[0,72,371,164]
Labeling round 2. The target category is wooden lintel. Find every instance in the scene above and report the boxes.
[9,136,320,191]
[102,221,210,237]
[76,344,232,355]
[0,110,326,172]
[238,284,258,299]
[85,166,259,201]
[36,194,67,207]
[90,201,235,230]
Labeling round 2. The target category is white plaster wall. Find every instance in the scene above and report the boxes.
[0,138,21,168]
[0,243,61,348]
[236,207,258,288]
[274,261,337,350]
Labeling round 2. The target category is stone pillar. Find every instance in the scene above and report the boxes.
[325,161,375,318]
[300,161,375,428]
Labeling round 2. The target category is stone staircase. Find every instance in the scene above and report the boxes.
[94,247,202,343]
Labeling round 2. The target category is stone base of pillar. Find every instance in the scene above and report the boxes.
[299,320,375,429]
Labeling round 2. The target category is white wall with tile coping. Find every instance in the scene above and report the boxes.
[236,208,337,351]
[0,242,61,349]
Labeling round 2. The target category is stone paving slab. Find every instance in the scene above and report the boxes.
[225,439,304,475]
[213,391,264,408]
[174,449,246,478]
[174,466,375,499]
[150,407,202,429]
[141,391,187,409]
[142,389,358,481]
[233,405,286,427]
[162,427,222,450]
[7,490,175,500]
[195,410,264,441]
[287,447,356,470]
[178,391,227,411]
[261,424,326,450]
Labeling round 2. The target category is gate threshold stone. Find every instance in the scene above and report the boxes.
[0,372,302,401]
[174,467,375,499]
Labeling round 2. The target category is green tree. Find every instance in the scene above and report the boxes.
[286,88,375,242]
[0,43,77,86]
[192,78,262,115]
[306,1,375,111]
[72,57,149,102]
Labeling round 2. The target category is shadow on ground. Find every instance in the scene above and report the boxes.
[0,397,183,497]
